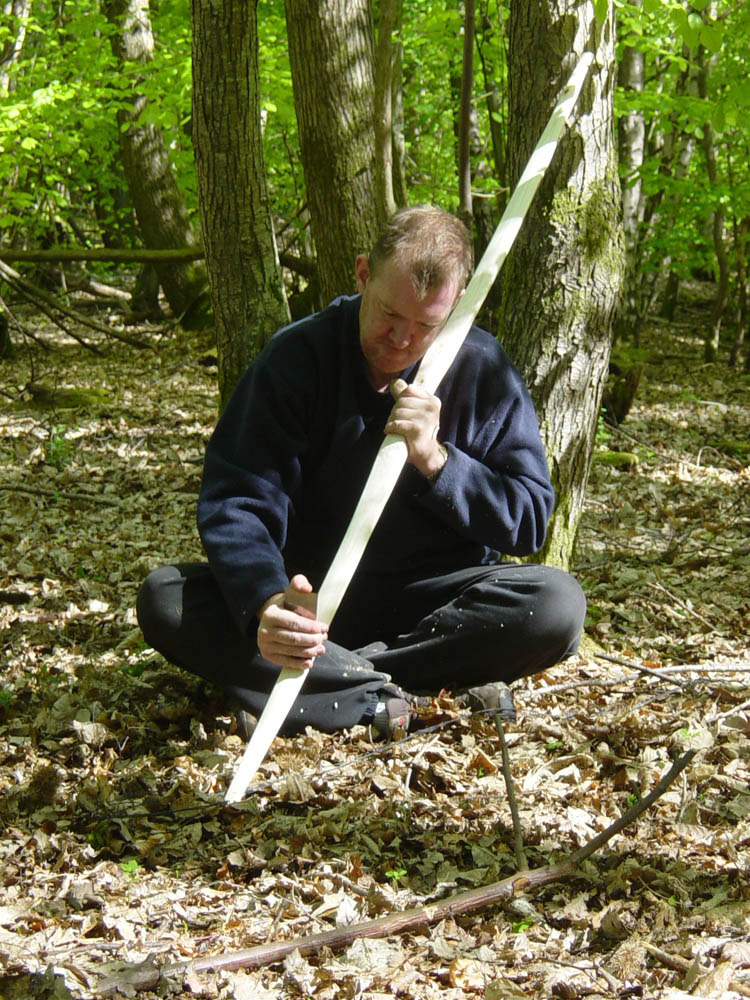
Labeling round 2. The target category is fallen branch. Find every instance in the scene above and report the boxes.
[0,260,152,350]
[0,246,204,264]
[0,483,127,508]
[112,749,695,988]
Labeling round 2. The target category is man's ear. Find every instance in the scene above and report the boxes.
[354,255,371,292]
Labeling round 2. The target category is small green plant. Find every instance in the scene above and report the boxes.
[511,918,535,933]
[385,865,407,889]
[678,727,701,742]
[120,858,141,878]
[45,423,72,470]
[596,414,613,446]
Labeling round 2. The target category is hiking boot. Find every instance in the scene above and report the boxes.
[455,681,516,721]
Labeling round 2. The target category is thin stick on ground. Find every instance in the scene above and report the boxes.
[107,748,696,988]
[494,714,528,872]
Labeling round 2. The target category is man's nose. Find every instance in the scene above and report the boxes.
[387,320,413,348]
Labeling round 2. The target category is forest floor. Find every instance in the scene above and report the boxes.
[1,281,749,1000]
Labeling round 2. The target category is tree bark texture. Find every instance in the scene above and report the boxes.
[499,0,624,569]
[374,0,401,222]
[192,0,290,409]
[103,0,211,330]
[285,0,380,304]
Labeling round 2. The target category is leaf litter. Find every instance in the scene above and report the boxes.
[0,283,749,999]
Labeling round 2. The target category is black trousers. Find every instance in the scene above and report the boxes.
[136,561,586,734]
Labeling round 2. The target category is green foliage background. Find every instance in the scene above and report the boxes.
[0,0,747,327]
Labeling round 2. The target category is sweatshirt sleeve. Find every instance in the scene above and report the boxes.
[418,338,554,557]
[197,337,310,636]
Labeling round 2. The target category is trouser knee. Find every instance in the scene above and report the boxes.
[135,565,181,652]
[477,564,586,664]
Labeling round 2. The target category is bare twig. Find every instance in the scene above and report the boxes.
[594,651,687,686]
[494,715,528,871]
[706,696,750,724]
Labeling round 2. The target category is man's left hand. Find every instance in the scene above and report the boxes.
[386,379,448,480]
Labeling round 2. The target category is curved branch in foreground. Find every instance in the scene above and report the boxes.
[98,748,695,993]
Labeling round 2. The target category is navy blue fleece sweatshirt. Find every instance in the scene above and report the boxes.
[198,295,554,637]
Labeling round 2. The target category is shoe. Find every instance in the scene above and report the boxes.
[371,695,412,739]
[455,682,516,721]
[235,709,257,741]
[368,680,429,739]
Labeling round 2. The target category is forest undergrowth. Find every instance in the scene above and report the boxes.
[1,282,749,999]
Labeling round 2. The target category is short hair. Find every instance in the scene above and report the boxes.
[368,205,473,297]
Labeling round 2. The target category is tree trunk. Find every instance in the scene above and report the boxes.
[390,19,408,210]
[103,0,212,330]
[476,4,509,216]
[192,0,290,409]
[627,52,697,339]
[499,0,623,569]
[457,0,475,229]
[374,0,401,222]
[616,1,645,334]
[0,0,30,95]
[285,0,380,304]
[729,216,748,369]
[697,47,728,363]
[617,4,645,254]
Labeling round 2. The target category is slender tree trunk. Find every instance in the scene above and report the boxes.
[697,48,728,362]
[616,1,645,336]
[192,0,290,408]
[617,3,645,252]
[0,0,29,94]
[374,0,401,223]
[729,216,748,369]
[103,0,211,330]
[629,53,697,336]
[499,0,624,569]
[457,0,475,229]
[390,20,408,210]
[285,0,380,304]
[476,3,509,216]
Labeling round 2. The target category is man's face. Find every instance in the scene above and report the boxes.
[356,255,461,390]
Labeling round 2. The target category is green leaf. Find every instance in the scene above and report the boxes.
[594,0,609,24]
[700,23,724,52]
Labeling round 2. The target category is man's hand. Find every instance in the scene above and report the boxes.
[386,378,448,480]
[256,573,327,671]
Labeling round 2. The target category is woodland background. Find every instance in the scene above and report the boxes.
[1,0,749,998]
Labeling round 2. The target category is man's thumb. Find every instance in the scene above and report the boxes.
[390,377,408,400]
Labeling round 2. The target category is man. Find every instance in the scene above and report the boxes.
[137,206,586,738]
